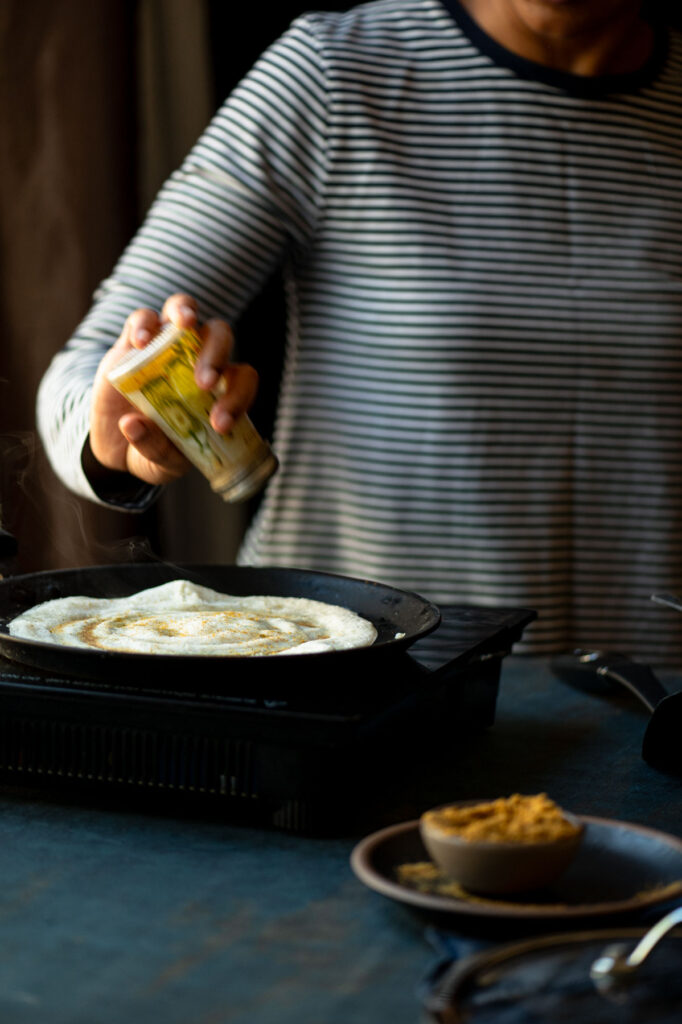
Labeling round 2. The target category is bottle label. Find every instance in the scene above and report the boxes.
[108,326,274,492]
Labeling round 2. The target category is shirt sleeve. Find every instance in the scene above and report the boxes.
[36,16,330,507]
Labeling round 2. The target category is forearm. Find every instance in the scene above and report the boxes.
[38,167,289,506]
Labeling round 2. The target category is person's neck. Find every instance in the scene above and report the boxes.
[457,0,654,77]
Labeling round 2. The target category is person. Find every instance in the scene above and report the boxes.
[37,0,682,663]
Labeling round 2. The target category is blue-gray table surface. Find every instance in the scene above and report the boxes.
[0,654,680,1024]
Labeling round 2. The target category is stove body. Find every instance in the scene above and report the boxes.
[0,605,534,832]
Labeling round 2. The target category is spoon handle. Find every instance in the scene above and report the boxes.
[651,593,682,614]
[551,650,666,714]
[626,905,682,968]
[590,904,682,990]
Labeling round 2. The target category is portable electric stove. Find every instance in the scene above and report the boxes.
[0,604,535,833]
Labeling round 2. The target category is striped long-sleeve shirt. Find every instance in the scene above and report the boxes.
[38,0,682,663]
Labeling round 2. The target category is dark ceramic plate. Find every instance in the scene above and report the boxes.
[350,816,682,920]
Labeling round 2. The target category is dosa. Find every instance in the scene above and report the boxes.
[8,579,378,657]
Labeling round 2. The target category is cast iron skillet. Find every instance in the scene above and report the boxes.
[0,564,441,697]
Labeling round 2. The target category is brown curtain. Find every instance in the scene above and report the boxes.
[0,0,151,573]
[0,0,248,575]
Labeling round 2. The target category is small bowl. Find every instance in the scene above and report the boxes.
[419,799,585,896]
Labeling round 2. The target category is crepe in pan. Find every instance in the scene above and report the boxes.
[8,579,378,657]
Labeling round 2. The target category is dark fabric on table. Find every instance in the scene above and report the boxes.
[421,906,682,1024]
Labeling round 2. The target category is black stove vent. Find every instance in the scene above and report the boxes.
[0,715,257,798]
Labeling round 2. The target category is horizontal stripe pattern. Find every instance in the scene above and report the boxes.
[39,0,682,662]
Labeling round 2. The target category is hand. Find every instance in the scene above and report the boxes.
[89,294,259,486]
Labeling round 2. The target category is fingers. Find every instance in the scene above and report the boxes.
[161,293,199,329]
[90,297,201,481]
[210,363,260,434]
[118,413,191,485]
[93,295,259,491]
[195,317,235,389]
[123,308,162,351]
[115,295,196,358]
[123,299,241,404]
[160,301,251,431]
[193,317,258,433]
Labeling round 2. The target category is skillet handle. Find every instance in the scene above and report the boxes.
[550,650,666,715]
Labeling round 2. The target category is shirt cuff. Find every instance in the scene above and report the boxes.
[81,436,162,511]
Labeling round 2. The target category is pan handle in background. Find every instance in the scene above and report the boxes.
[550,650,668,715]
[551,650,682,777]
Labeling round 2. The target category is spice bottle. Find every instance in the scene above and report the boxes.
[107,323,278,502]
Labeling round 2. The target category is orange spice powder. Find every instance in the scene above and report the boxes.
[422,793,581,843]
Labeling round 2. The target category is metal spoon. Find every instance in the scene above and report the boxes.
[590,905,682,994]
[651,593,682,614]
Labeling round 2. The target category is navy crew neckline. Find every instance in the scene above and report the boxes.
[439,0,669,97]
